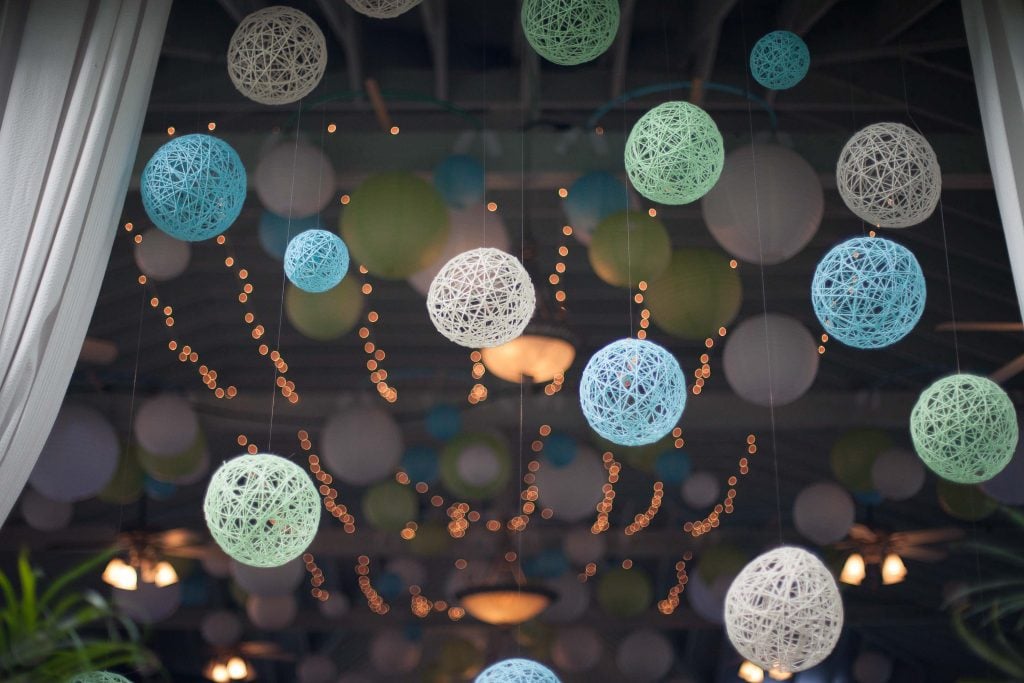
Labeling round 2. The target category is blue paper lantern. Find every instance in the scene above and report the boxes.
[141,134,247,242]
[258,211,320,259]
[811,236,926,349]
[522,548,570,580]
[144,475,177,500]
[434,154,486,208]
[476,658,560,683]
[749,30,810,90]
[402,445,439,484]
[376,571,404,601]
[426,404,462,440]
[655,450,691,484]
[284,229,350,293]
[579,338,687,447]
[563,171,630,242]
[544,433,577,468]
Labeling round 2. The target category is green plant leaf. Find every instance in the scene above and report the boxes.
[952,608,1024,678]
[16,550,36,634]
[39,549,116,610]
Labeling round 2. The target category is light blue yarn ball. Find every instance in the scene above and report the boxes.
[258,211,320,259]
[284,229,349,293]
[434,154,486,208]
[476,658,561,683]
[141,134,247,242]
[563,171,630,238]
[750,30,810,90]
[579,338,687,447]
[811,236,926,349]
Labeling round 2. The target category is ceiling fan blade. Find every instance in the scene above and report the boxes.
[79,336,118,364]
[897,546,946,562]
[239,642,293,661]
[153,528,203,549]
[936,321,1024,332]
[890,528,965,546]
[990,353,1024,384]
[848,523,879,543]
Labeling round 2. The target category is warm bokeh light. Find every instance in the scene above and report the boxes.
[840,552,867,586]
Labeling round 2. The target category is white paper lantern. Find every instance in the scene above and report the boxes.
[246,594,297,630]
[134,394,199,457]
[134,228,191,280]
[298,655,338,683]
[231,558,304,596]
[541,573,591,622]
[681,471,720,509]
[725,546,843,673]
[370,629,421,674]
[723,313,819,407]
[872,448,926,501]
[318,591,350,619]
[552,626,602,672]
[564,527,607,565]
[615,629,674,682]
[686,569,730,624]
[427,247,536,348]
[345,0,422,19]
[853,651,893,683]
[793,482,855,545]
[322,406,403,485]
[457,442,502,486]
[201,610,243,647]
[982,444,1024,505]
[29,403,119,502]
[408,204,510,295]
[201,545,232,578]
[386,557,427,589]
[19,488,73,531]
[534,446,605,522]
[702,145,823,265]
[256,141,336,219]
[113,581,182,624]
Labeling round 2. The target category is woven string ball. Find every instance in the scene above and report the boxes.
[749,30,810,90]
[227,6,326,105]
[427,247,536,348]
[204,453,321,567]
[65,674,132,683]
[811,236,926,349]
[475,658,561,683]
[625,101,724,205]
[141,134,246,242]
[346,0,422,19]
[836,122,941,228]
[910,374,1019,483]
[579,338,687,447]
[284,229,350,293]
[725,546,843,674]
[521,0,619,66]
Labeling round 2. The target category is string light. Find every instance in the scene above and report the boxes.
[297,430,356,533]
[657,552,692,614]
[468,349,489,404]
[691,326,728,396]
[683,434,758,538]
[818,332,829,356]
[591,451,621,534]
[357,267,398,403]
[625,481,664,535]
[302,552,329,602]
[356,555,389,615]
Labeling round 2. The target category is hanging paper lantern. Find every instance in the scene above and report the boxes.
[284,229,349,293]
[645,249,742,340]
[871,448,926,501]
[387,557,427,589]
[698,544,749,585]
[476,658,560,683]
[409,204,510,295]
[141,134,246,242]
[563,526,606,565]
[831,428,891,494]
[534,446,605,522]
[134,228,190,281]
[521,0,619,66]
[812,236,926,349]
[853,651,893,683]
[322,405,404,485]
[255,141,336,219]
[201,610,243,647]
[346,0,422,19]
[318,591,350,618]
[625,101,724,205]
[723,313,819,407]
[543,432,577,468]
[982,444,1024,505]
[552,625,601,672]
[371,629,422,674]
[523,549,570,580]
[28,403,118,502]
[426,404,462,440]
[363,481,418,532]
[701,145,823,265]
[20,488,72,531]
[285,278,362,341]
[681,471,719,509]
[204,453,321,567]
[440,432,511,499]
[137,433,207,483]
[259,211,321,260]
[655,450,691,484]
[246,594,297,630]
[686,568,731,624]
[542,573,591,622]
[134,394,198,457]
[144,475,177,500]
[749,30,810,90]
[588,211,671,288]
[598,568,652,618]
[98,445,145,505]
[231,558,304,596]
[402,445,440,484]
[911,374,1018,483]
[427,248,536,348]
[66,673,131,683]
[434,154,486,208]
[113,581,182,624]
[615,629,674,682]
[937,479,997,521]
[793,482,855,545]
[298,655,338,683]
[724,547,843,673]
[836,122,941,228]
[341,172,450,278]
[227,6,326,105]
[408,523,451,557]
[563,171,631,245]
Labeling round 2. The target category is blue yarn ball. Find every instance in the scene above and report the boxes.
[402,445,440,484]
[284,229,350,293]
[426,404,462,440]
[563,171,630,239]
[579,338,687,447]
[544,433,577,468]
[476,658,560,683]
[258,211,320,259]
[750,30,810,90]
[811,236,926,349]
[434,154,486,208]
[141,134,247,242]
[655,449,691,484]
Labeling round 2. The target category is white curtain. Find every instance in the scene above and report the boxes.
[0,0,171,526]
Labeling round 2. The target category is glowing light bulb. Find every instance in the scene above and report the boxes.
[738,660,765,682]
[102,558,138,591]
[153,561,179,588]
[210,663,230,682]
[840,553,866,586]
[881,553,907,585]
[226,656,247,679]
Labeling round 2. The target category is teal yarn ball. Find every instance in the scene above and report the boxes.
[65,674,131,683]
[750,30,809,90]
[284,229,349,293]
[434,155,486,208]
[259,211,320,259]
[476,658,561,683]
[579,338,687,447]
[811,236,926,349]
[204,453,321,567]
[141,134,247,242]
[625,101,724,205]
[911,374,1019,484]
[521,0,619,66]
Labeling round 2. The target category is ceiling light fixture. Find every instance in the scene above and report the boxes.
[738,660,765,683]
[881,553,907,585]
[205,655,252,682]
[839,552,866,586]
[480,323,575,384]
[102,548,179,592]
[456,584,556,626]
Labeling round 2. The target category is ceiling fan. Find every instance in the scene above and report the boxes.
[833,523,964,586]
[936,321,1024,383]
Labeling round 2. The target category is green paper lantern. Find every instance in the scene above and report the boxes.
[937,479,998,521]
[521,0,619,66]
[341,172,449,279]
[597,568,652,617]
[588,210,671,288]
[362,481,418,532]
[407,522,450,557]
[645,249,742,340]
[437,637,485,677]
[698,544,749,584]
[284,277,362,341]
[440,432,511,500]
[830,429,891,493]
[911,374,1019,484]
[98,444,144,504]
[137,433,205,482]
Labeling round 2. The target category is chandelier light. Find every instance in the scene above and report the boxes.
[480,324,576,384]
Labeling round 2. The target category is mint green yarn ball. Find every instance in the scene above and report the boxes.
[66,674,132,683]
[521,0,619,66]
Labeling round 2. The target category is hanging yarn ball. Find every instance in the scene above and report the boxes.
[831,428,891,494]
[937,479,997,522]
[588,211,671,288]
[681,471,720,509]
[284,229,349,293]
[476,658,561,683]
[871,448,926,501]
[346,0,422,19]
[836,122,941,228]
[434,154,486,208]
[285,278,362,341]
[134,394,198,457]
[580,338,686,446]
[724,546,843,673]
[812,236,926,349]
[255,141,336,219]
[563,171,630,245]
[723,313,819,407]
[204,453,321,567]
[259,211,321,260]
[141,134,246,242]
[792,482,855,545]
[227,6,326,105]
[701,144,823,265]
[534,446,605,522]
[552,626,602,672]
[134,228,190,281]
[427,247,536,348]
[66,673,132,683]
[363,481,418,532]
[910,374,1018,483]
[28,403,119,502]
[246,594,297,630]
[749,30,810,90]
[408,203,510,296]
[598,568,652,618]
[322,405,404,485]
[20,488,72,531]
[426,404,462,440]
[615,629,674,682]
[646,249,742,340]
[520,0,619,66]
[440,432,511,499]
[625,101,724,205]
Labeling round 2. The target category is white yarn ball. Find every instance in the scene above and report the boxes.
[725,546,843,673]
[255,141,336,219]
[298,655,338,683]
[20,488,73,531]
[134,228,190,280]
[541,573,591,622]
[345,0,422,19]
[370,629,421,674]
[702,145,823,265]
[231,558,304,596]
[29,403,119,502]
[534,445,605,522]
[871,448,926,501]
[681,471,720,509]
[564,527,607,565]
[853,651,893,683]
[408,204,510,295]
[615,629,674,682]
[134,394,199,457]
[426,247,536,348]
[200,610,243,647]
[201,545,232,578]
[318,591,350,619]
[723,313,819,406]
[113,581,182,624]
[552,626,602,672]
[322,406,403,485]
[793,482,855,545]
[227,6,327,105]
[836,122,941,228]
[246,594,297,630]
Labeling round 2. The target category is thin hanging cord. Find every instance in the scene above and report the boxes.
[119,282,149,535]
[622,85,633,336]
[517,26,528,656]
